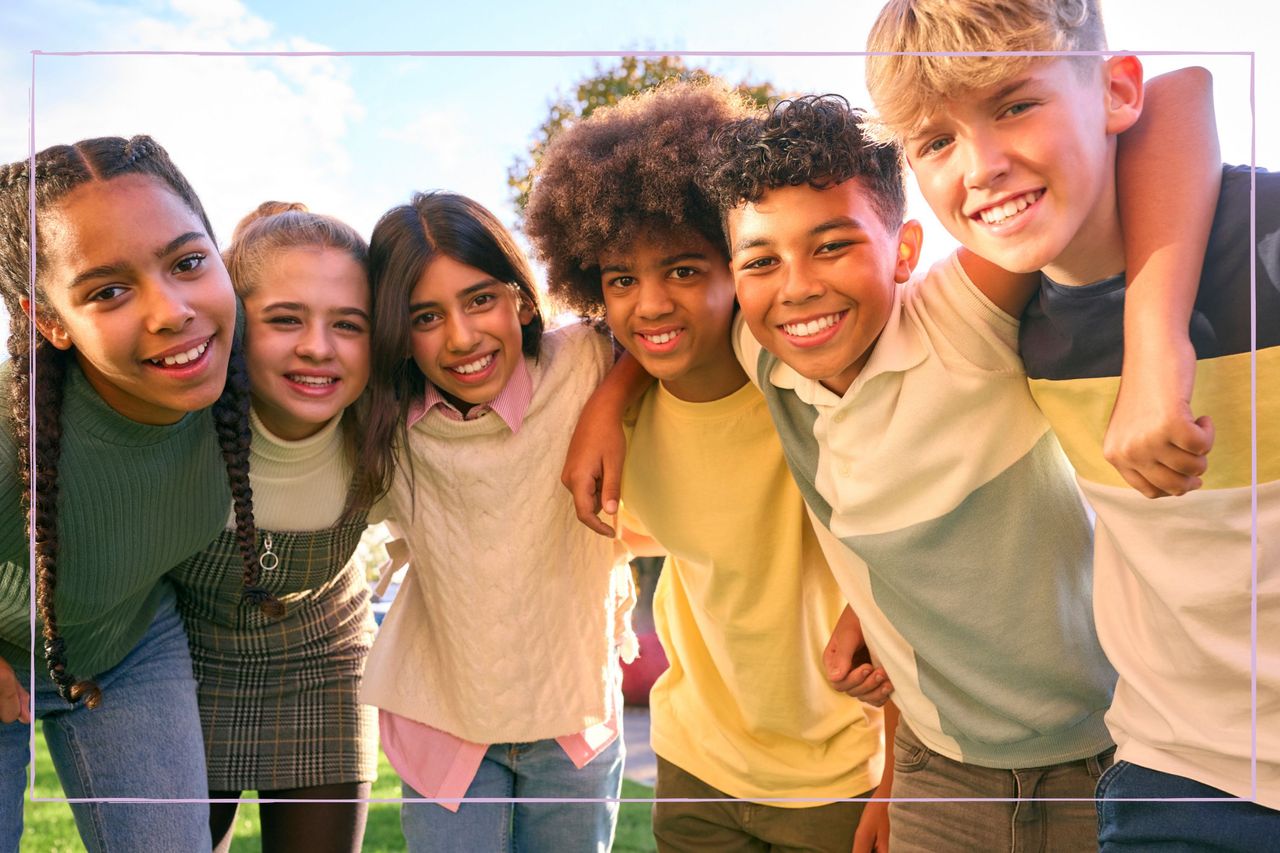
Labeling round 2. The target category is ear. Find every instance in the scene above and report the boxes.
[27,302,73,351]
[1104,55,1145,135]
[893,220,924,283]
[517,296,536,327]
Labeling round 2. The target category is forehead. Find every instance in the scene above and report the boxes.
[909,57,1098,134]
[728,180,884,242]
[598,223,720,267]
[255,247,370,306]
[412,253,498,302]
[44,174,201,260]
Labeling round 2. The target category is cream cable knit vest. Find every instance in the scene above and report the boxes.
[361,324,633,743]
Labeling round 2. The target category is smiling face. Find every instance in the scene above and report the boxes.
[408,253,534,410]
[37,174,236,424]
[242,246,371,440]
[728,179,920,396]
[599,225,744,402]
[904,57,1142,285]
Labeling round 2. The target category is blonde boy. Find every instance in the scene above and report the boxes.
[867,1,1280,849]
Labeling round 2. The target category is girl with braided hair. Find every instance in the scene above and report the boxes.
[0,135,260,852]
[170,201,379,853]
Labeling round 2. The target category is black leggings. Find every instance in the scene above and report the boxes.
[210,782,371,853]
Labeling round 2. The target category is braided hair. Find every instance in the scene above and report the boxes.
[0,135,265,705]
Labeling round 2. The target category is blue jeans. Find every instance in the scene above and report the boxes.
[0,590,212,853]
[401,735,624,853]
[1097,760,1280,852]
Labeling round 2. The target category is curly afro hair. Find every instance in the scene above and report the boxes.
[525,78,761,318]
[699,94,907,229]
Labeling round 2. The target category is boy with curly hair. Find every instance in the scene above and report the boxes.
[525,80,892,853]
[866,1,1279,848]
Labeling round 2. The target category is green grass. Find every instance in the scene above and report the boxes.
[21,732,656,852]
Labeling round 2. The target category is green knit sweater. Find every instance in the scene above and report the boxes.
[0,358,231,678]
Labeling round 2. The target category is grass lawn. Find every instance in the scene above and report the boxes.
[22,733,656,852]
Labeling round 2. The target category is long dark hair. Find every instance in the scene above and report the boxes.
[360,191,544,506]
[0,135,261,707]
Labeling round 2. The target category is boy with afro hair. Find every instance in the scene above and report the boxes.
[526,79,892,853]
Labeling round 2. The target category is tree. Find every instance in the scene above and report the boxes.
[507,55,779,228]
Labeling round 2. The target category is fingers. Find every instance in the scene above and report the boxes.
[599,446,623,517]
[830,664,894,707]
[17,685,29,725]
[564,469,616,537]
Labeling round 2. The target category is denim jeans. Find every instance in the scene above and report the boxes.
[887,721,1113,853]
[1096,760,1280,852]
[0,589,212,853]
[401,734,624,853]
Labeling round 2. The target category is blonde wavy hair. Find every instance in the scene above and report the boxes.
[865,0,1107,138]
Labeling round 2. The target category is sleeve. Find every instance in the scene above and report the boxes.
[911,252,1026,374]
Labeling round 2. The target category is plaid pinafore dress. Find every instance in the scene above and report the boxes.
[171,516,377,791]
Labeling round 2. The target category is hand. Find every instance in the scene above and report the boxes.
[1104,336,1214,498]
[561,401,626,537]
[0,658,30,725]
[824,605,894,707]
[852,784,891,853]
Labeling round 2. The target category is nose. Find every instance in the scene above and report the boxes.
[963,131,1010,189]
[295,322,336,361]
[635,278,674,319]
[142,280,195,334]
[445,312,480,353]
[779,259,824,305]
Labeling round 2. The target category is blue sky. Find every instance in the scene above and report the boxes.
[1,0,1273,277]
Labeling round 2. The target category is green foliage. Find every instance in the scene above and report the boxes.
[507,55,778,227]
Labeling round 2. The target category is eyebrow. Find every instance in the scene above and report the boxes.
[409,278,501,313]
[732,218,865,255]
[68,231,208,289]
[909,76,1035,142]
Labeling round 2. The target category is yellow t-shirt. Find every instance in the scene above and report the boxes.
[621,380,880,804]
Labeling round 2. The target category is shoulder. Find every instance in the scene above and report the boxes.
[905,251,1024,371]
[538,319,613,376]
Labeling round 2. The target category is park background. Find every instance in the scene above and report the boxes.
[1,0,1275,849]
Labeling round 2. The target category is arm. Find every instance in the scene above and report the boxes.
[853,701,897,853]
[562,352,655,536]
[1110,65,1220,498]
[824,603,894,706]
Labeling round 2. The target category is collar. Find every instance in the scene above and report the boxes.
[768,277,928,408]
[407,356,533,434]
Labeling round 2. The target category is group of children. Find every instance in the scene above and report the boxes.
[0,0,1274,851]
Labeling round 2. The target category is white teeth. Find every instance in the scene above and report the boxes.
[978,190,1042,225]
[451,353,494,375]
[640,330,680,345]
[783,313,841,337]
[289,375,335,386]
[151,339,209,367]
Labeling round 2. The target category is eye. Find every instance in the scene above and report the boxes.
[739,256,776,272]
[413,311,441,328]
[1001,101,1036,118]
[173,253,207,275]
[917,135,952,158]
[669,266,698,280]
[817,240,853,255]
[88,284,127,303]
[266,314,302,326]
[605,275,636,290]
[335,320,366,333]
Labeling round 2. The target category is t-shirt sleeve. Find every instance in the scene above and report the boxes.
[911,251,1025,374]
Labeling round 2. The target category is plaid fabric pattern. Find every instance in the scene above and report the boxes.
[172,518,378,791]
